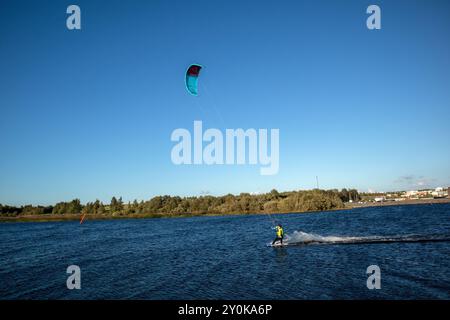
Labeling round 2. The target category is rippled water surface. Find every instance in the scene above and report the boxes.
[1,203,449,299]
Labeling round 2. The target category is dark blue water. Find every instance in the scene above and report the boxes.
[1,204,450,299]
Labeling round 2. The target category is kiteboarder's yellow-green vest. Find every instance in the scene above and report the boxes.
[276,226,284,238]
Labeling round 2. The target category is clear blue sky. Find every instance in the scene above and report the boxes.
[1,0,449,206]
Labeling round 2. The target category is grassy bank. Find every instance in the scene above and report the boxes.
[1,197,449,223]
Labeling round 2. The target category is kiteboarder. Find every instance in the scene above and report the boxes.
[272,224,284,245]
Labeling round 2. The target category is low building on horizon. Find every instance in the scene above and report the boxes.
[432,187,448,199]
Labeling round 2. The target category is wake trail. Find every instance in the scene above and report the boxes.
[270,231,450,247]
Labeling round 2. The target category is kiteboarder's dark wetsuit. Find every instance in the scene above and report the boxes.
[272,225,284,245]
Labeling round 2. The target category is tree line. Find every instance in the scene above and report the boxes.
[0,189,360,217]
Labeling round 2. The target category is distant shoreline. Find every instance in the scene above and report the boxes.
[345,197,450,209]
[1,197,449,223]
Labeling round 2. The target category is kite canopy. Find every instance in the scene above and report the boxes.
[186,64,202,96]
